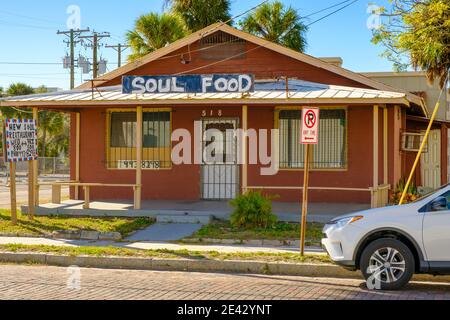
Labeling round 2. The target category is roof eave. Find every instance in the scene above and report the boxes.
[0,97,411,108]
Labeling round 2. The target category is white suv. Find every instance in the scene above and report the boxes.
[322,184,450,290]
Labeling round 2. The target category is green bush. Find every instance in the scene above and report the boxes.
[229,190,278,228]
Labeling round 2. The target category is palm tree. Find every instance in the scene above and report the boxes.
[126,12,186,61]
[240,1,308,52]
[167,0,232,32]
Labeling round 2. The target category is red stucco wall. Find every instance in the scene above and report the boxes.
[69,104,385,203]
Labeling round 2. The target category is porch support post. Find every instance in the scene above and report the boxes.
[32,107,39,206]
[373,105,379,188]
[135,106,143,209]
[75,112,81,200]
[383,105,388,185]
[372,105,379,208]
[241,105,248,193]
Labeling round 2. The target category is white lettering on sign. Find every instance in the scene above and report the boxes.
[123,74,255,94]
[4,119,38,162]
[300,108,319,144]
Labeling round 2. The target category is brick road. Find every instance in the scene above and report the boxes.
[0,265,449,300]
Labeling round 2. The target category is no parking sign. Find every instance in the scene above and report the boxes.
[299,107,319,256]
[300,108,319,144]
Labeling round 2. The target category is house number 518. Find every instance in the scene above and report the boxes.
[202,110,222,117]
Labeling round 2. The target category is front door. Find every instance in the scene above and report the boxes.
[201,118,239,200]
[421,129,441,189]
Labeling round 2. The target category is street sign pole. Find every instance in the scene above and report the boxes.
[300,143,310,256]
[299,107,319,256]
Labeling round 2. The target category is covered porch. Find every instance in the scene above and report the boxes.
[1,78,425,215]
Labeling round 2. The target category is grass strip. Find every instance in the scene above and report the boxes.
[0,244,332,264]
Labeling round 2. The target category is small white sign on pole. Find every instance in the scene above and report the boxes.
[300,108,320,145]
[4,119,38,162]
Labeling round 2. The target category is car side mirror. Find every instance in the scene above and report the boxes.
[431,196,448,211]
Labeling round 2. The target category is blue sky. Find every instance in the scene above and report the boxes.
[0,0,393,90]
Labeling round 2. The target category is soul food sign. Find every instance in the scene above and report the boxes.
[3,119,38,162]
[122,74,254,94]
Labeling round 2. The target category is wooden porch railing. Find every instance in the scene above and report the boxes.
[247,185,391,209]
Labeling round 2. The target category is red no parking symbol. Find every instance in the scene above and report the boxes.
[304,110,317,129]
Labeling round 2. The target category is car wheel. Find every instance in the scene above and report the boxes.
[360,238,414,290]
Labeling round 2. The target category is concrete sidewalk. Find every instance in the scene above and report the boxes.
[0,236,323,254]
[22,199,369,223]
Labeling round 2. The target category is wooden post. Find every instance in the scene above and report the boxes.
[372,105,379,208]
[383,106,388,185]
[83,186,90,209]
[52,184,62,204]
[241,105,248,193]
[75,112,80,200]
[300,144,310,256]
[135,106,143,210]
[373,105,379,188]
[28,160,35,220]
[9,162,17,225]
[399,99,442,204]
[33,107,39,206]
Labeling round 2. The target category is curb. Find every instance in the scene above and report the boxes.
[0,251,358,278]
[2,251,450,283]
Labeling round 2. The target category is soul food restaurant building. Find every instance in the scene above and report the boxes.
[0,23,428,210]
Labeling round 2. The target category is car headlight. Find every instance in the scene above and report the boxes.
[328,215,364,228]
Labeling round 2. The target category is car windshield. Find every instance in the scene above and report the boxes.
[411,183,450,203]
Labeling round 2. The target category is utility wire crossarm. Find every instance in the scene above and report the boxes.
[79,32,111,79]
[57,28,90,89]
[105,43,130,67]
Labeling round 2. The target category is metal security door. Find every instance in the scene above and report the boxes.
[201,118,239,200]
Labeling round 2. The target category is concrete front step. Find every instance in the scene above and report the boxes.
[156,214,212,224]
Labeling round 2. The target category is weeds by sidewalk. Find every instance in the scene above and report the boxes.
[0,209,154,237]
[186,221,324,245]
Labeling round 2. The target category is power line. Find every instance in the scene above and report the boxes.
[301,0,354,19]
[200,0,270,37]
[0,9,62,26]
[0,19,56,30]
[174,1,360,76]
[305,0,359,27]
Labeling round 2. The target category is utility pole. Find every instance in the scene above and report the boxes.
[80,32,110,79]
[105,43,130,67]
[57,28,90,89]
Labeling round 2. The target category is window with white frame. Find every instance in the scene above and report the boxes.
[278,109,347,169]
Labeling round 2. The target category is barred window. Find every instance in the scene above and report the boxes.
[107,110,171,169]
[278,109,347,169]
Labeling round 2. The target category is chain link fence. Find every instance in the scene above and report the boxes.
[0,157,69,176]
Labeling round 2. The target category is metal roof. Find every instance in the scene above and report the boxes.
[0,79,407,106]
